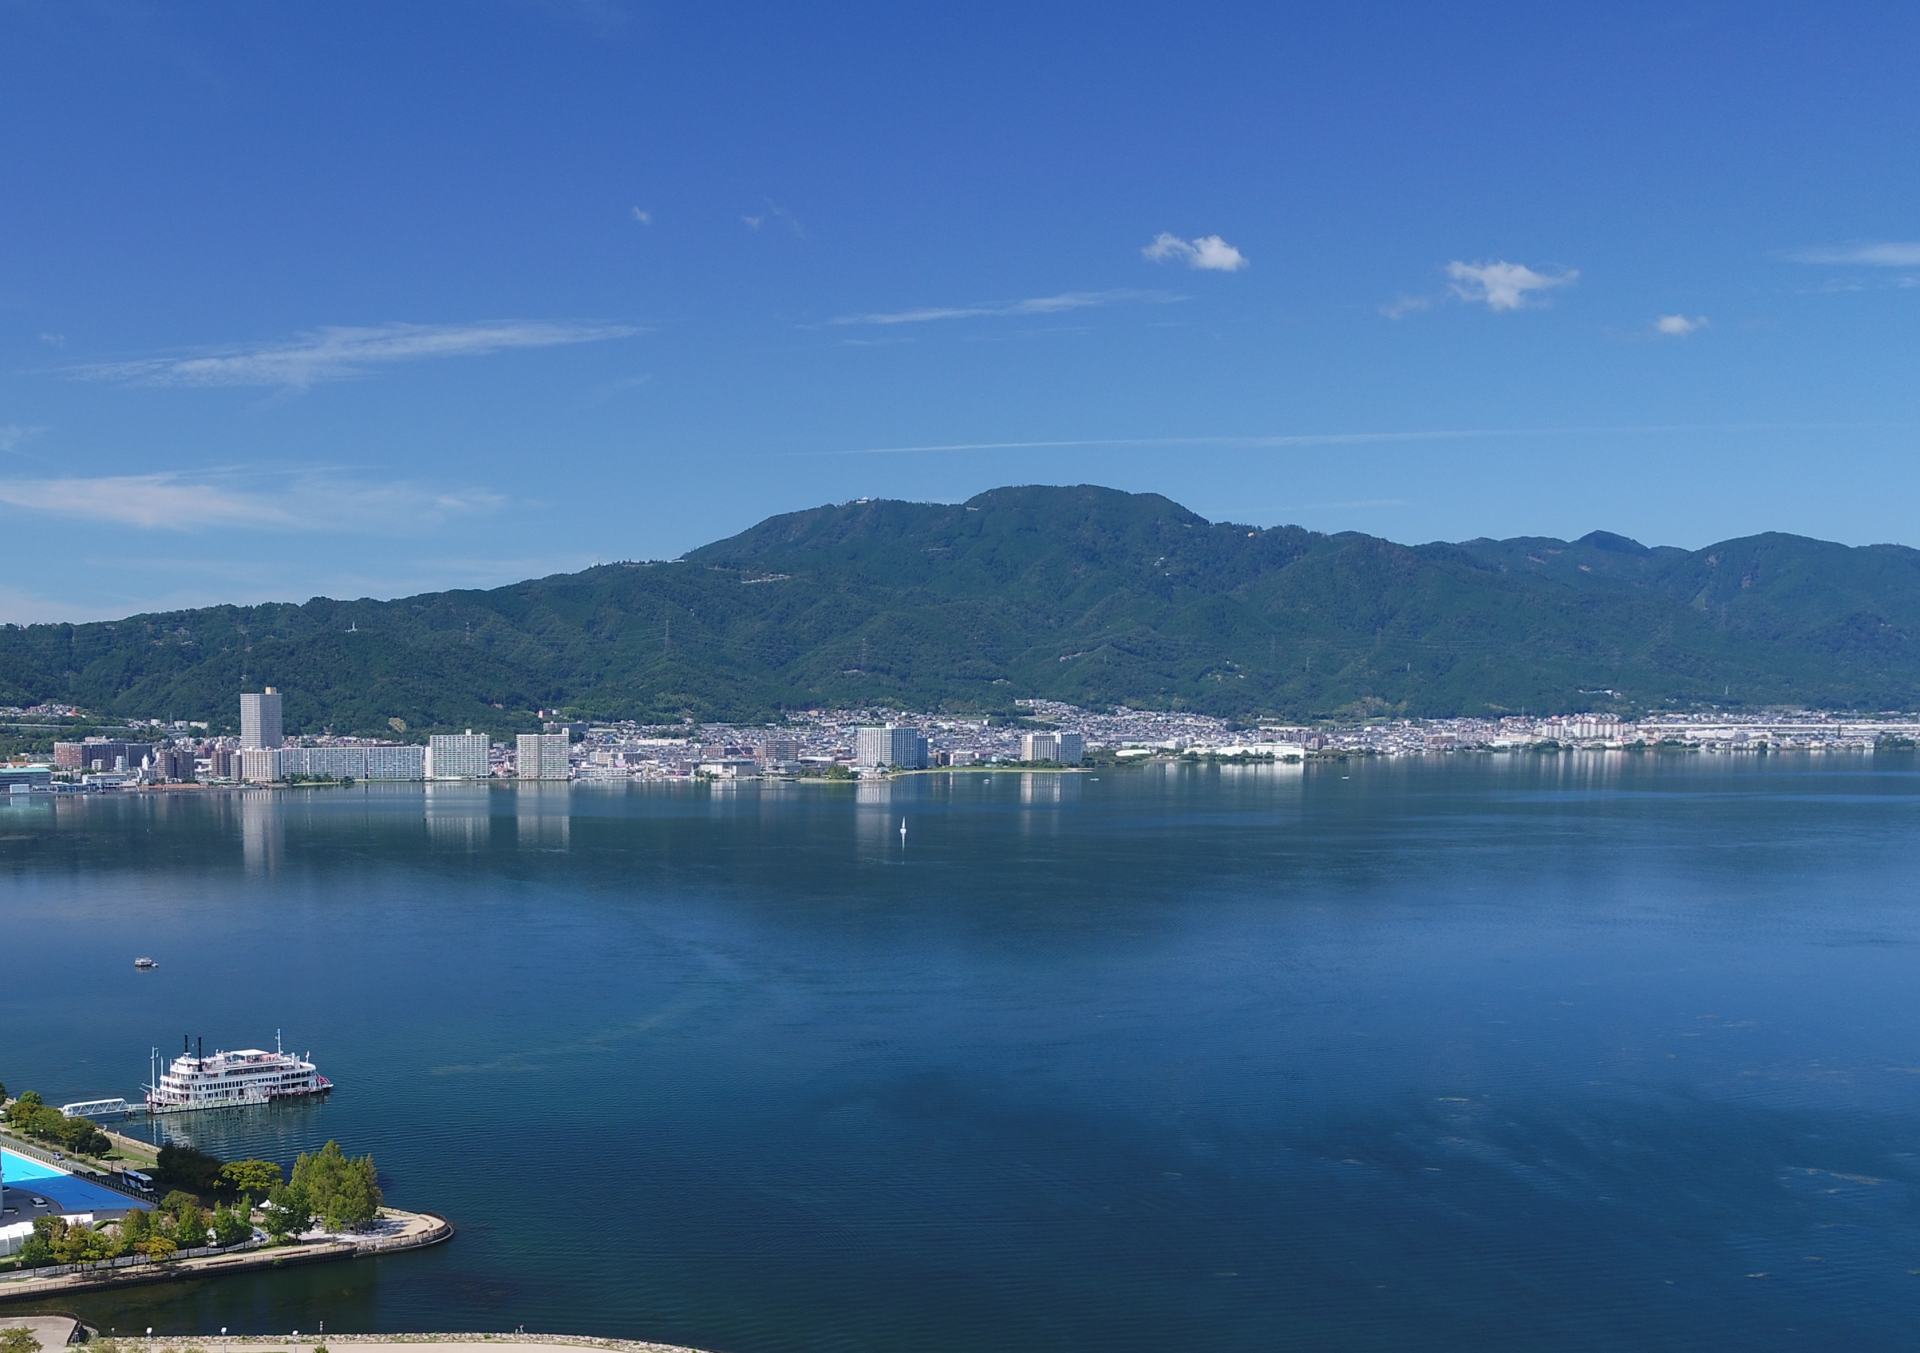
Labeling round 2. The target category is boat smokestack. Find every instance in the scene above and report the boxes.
[183,1034,189,1054]
[197,1035,204,1065]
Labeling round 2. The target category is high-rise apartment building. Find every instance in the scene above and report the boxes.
[516,732,571,780]
[362,744,428,780]
[240,687,285,749]
[1020,731,1086,765]
[237,747,284,783]
[854,724,928,771]
[429,731,491,779]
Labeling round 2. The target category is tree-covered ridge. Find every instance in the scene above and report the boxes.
[2,485,1917,732]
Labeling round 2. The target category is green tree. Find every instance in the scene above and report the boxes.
[159,1191,209,1248]
[115,1207,151,1257]
[210,1202,252,1248]
[220,1157,283,1202]
[290,1139,383,1231]
[263,1180,312,1240]
[16,1226,53,1269]
[137,1234,178,1263]
[155,1142,225,1194]
[1,1327,43,1353]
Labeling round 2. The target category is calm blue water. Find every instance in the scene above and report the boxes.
[4,757,1920,1350]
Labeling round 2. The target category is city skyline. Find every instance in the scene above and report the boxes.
[2,2,1918,624]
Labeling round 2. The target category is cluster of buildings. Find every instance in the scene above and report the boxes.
[9,690,1920,801]
[9,689,577,791]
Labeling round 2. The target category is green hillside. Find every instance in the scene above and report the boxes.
[3,485,1916,733]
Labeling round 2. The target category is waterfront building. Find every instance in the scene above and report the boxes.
[152,744,197,781]
[240,687,285,749]
[758,736,800,766]
[854,724,928,771]
[365,744,427,780]
[517,732,571,780]
[237,747,283,783]
[1020,731,1086,764]
[0,764,53,793]
[267,743,428,781]
[429,730,491,779]
[53,739,158,772]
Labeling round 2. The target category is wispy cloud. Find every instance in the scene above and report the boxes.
[0,551,605,625]
[810,421,1874,457]
[0,468,506,532]
[742,202,804,236]
[1141,232,1249,272]
[1445,260,1579,311]
[629,206,652,225]
[1652,313,1708,337]
[37,332,67,349]
[827,430,1514,456]
[65,320,639,390]
[829,288,1183,327]
[0,424,44,455]
[1379,294,1433,320]
[1786,241,1920,267]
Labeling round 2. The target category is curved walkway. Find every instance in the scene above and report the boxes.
[98,1338,712,1353]
[0,1211,452,1304]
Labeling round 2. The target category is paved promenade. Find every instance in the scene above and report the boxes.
[0,1211,452,1304]
[90,1337,712,1353]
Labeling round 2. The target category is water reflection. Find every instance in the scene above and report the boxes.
[513,783,571,850]
[425,783,493,851]
[238,791,283,876]
[0,794,54,830]
[854,778,900,858]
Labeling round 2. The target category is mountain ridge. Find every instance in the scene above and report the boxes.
[2,484,1915,733]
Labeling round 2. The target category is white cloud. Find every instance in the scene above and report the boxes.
[0,469,505,532]
[37,332,67,349]
[66,320,639,390]
[1445,259,1579,311]
[0,424,44,455]
[1653,313,1708,337]
[742,203,804,236]
[1378,294,1433,320]
[1788,241,1920,267]
[630,206,652,225]
[1141,232,1250,272]
[830,288,1183,327]
[817,421,1831,457]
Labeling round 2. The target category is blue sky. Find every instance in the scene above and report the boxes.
[3,0,1917,622]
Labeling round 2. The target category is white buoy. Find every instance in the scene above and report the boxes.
[899,817,907,841]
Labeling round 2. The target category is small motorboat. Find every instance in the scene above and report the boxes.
[134,956,158,970]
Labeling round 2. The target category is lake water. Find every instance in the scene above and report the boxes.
[4,757,1920,1351]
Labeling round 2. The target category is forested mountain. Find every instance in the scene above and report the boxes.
[3,485,1917,733]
